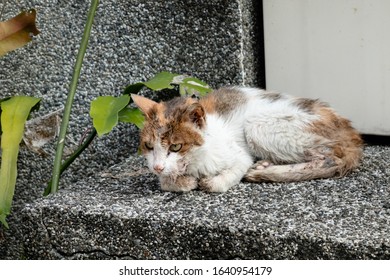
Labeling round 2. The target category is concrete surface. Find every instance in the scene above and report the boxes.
[14,145,390,259]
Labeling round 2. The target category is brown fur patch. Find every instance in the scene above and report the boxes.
[168,122,204,155]
[261,92,283,102]
[199,94,216,114]
[294,97,328,114]
[307,106,363,175]
[138,96,204,155]
[201,87,247,116]
[147,103,167,124]
[164,97,196,118]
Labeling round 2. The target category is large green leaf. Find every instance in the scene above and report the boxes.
[123,82,145,96]
[179,76,212,97]
[90,95,130,136]
[0,96,41,228]
[142,71,178,91]
[125,72,212,97]
[118,107,144,129]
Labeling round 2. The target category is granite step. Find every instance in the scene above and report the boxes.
[17,146,390,259]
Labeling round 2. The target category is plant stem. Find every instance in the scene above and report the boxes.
[44,128,97,196]
[50,0,99,194]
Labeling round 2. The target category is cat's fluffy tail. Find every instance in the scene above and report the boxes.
[244,114,363,183]
[244,148,360,183]
[244,159,340,182]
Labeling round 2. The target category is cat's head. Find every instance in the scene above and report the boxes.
[132,94,206,177]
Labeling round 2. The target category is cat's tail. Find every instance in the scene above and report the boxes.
[244,131,363,183]
[244,159,339,182]
[244,100,363,183]
[331,134,363,177]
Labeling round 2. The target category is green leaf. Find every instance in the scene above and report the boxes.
[0,98,11,137]
[179,76,212,97]
[142,72,212,97]
[123,72,212,98]
[143,71,179,91]
[118,107,144,129]
[0,97,11,103]
[0,96,41,228]
[90,95,130,136]
[123,82,145,96]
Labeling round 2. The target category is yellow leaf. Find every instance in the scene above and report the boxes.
[0,9,40,57]
[0,96,41,228]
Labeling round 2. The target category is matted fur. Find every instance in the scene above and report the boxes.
[132,87,362,192]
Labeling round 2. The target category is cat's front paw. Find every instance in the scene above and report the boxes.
[199,176,232,193]
[160,175,198,192]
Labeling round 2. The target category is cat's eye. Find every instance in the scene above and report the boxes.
[144,142,154,150]
[169,143,182,152]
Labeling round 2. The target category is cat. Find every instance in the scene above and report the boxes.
[131,87,362,192]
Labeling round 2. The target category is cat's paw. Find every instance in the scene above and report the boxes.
[199,176,231,193]
[160,175,198,192]
[252,160,273,170]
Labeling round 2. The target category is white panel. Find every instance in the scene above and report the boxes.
[263,0,390,135]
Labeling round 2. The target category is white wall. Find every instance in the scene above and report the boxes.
[263,0,390,135]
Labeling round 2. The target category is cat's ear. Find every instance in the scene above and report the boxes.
[186,103,206,129]
[131,94,157,117]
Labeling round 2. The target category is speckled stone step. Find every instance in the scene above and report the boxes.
[18,146,390,259]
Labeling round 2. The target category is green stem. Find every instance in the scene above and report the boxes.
[44,128,97,196]
[50,0,99,194]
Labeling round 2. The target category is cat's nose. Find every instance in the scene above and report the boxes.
[153,164,165,173]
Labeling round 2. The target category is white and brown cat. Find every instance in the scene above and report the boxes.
[132,87,362,192]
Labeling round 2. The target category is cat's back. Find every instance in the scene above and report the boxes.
[200,86,306,118]
[200,87,260,116]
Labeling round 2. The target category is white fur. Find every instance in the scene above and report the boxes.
[186,114,253,192]
[240,88,319,163]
